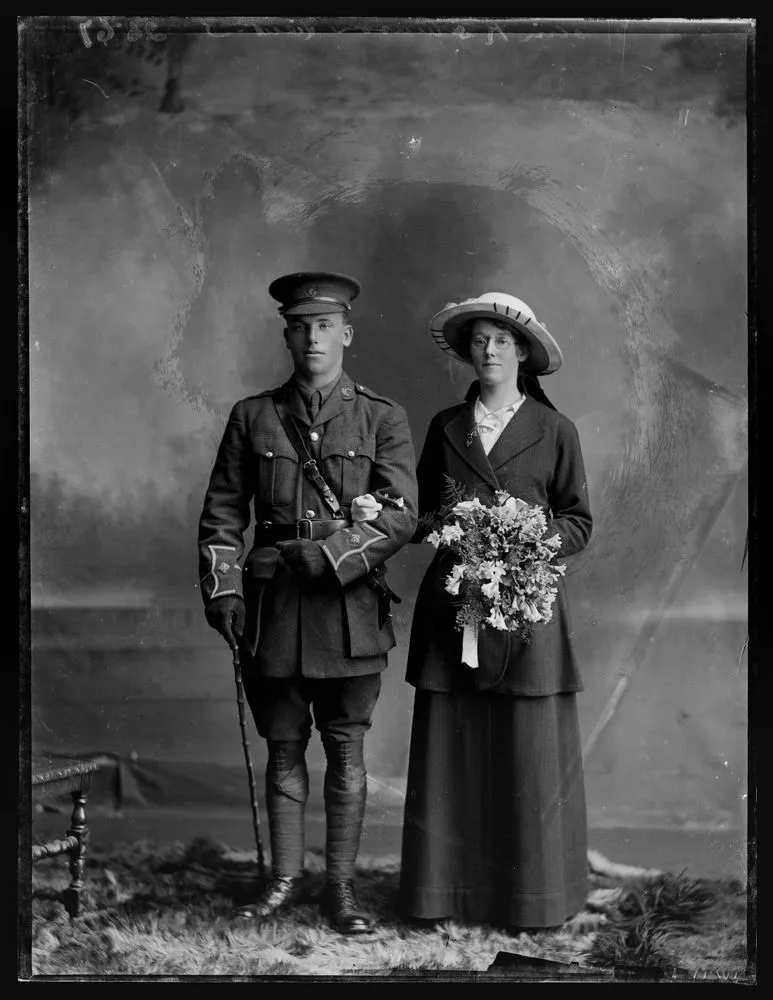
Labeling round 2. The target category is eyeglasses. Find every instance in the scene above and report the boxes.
[470,335,516,352]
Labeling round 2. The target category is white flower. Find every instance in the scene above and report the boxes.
[501,496,530,519]
[453,498,485,516]
[522,601,543,623]
[426,531,441,548]
[477,559,505,582]
[481,579,500,600]
[519,524,544,543]
[487,607,508,630]
[440,523,464,544]
[445,562,467,595]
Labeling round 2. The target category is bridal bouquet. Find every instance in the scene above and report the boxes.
[423,479,566,669]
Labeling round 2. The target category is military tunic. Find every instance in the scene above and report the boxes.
[198,371,419,678]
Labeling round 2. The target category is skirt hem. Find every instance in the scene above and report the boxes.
[400,875,589,927]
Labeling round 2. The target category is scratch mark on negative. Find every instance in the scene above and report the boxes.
[82,78,110,99]
[595,148,613,217]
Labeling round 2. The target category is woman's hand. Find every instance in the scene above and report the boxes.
[351,494,383,522]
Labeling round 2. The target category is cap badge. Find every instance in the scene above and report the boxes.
[306,287,318,298]
[341,385,354,400]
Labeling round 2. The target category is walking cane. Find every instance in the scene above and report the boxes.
[231,641,266,881]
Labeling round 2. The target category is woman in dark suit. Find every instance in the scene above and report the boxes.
[399,292,593,931]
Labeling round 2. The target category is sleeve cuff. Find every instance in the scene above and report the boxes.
[201,544,243,601]
[320,521,388,583]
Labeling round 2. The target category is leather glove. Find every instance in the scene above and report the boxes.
[351,493,382,522]
[205,594,245,649]
[276,539,332,580]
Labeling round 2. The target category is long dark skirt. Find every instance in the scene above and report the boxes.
[399,688,588,928]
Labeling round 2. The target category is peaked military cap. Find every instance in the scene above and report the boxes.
[269,271,361,316]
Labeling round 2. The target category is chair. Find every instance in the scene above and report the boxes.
[32,754,99,918]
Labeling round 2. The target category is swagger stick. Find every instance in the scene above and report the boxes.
[231,643,266,881]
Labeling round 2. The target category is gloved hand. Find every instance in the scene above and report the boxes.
[276,539,332,580]
[205,594,245,649]
[351,493,382,522]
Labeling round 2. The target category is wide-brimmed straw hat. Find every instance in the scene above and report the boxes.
[430,292,563,375]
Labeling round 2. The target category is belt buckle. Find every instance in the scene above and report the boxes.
[297,518,313,539]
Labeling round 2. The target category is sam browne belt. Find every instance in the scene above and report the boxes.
[269,397,401,627]
[256,518,351,543]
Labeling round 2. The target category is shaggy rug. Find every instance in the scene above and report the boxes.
[28,838,750,980]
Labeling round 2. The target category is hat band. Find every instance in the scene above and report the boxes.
[282,296,350,309]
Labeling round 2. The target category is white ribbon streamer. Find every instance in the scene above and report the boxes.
[461,623,479,670]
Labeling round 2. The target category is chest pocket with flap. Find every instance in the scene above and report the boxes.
[320,435,376,504]
[251,433,299,508]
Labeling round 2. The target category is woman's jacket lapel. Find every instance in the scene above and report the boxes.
[441,402,499,491]
[441,397,546,490]
[485,397,545,472]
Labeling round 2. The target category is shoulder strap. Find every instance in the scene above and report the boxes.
[354,381,395,406]
[273,396,344,518]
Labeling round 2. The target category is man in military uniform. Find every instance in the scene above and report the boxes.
[198,272,418,934]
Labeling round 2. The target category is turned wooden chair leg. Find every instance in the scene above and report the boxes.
[63,789,89,919]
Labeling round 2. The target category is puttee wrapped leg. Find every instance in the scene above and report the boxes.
[235,739,308,920]
[321,738,373,934]
[266,739,309,877]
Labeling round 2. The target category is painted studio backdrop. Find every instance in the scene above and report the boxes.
[25,22,748,845]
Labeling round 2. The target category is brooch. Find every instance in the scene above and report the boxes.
[465,427,479,448]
